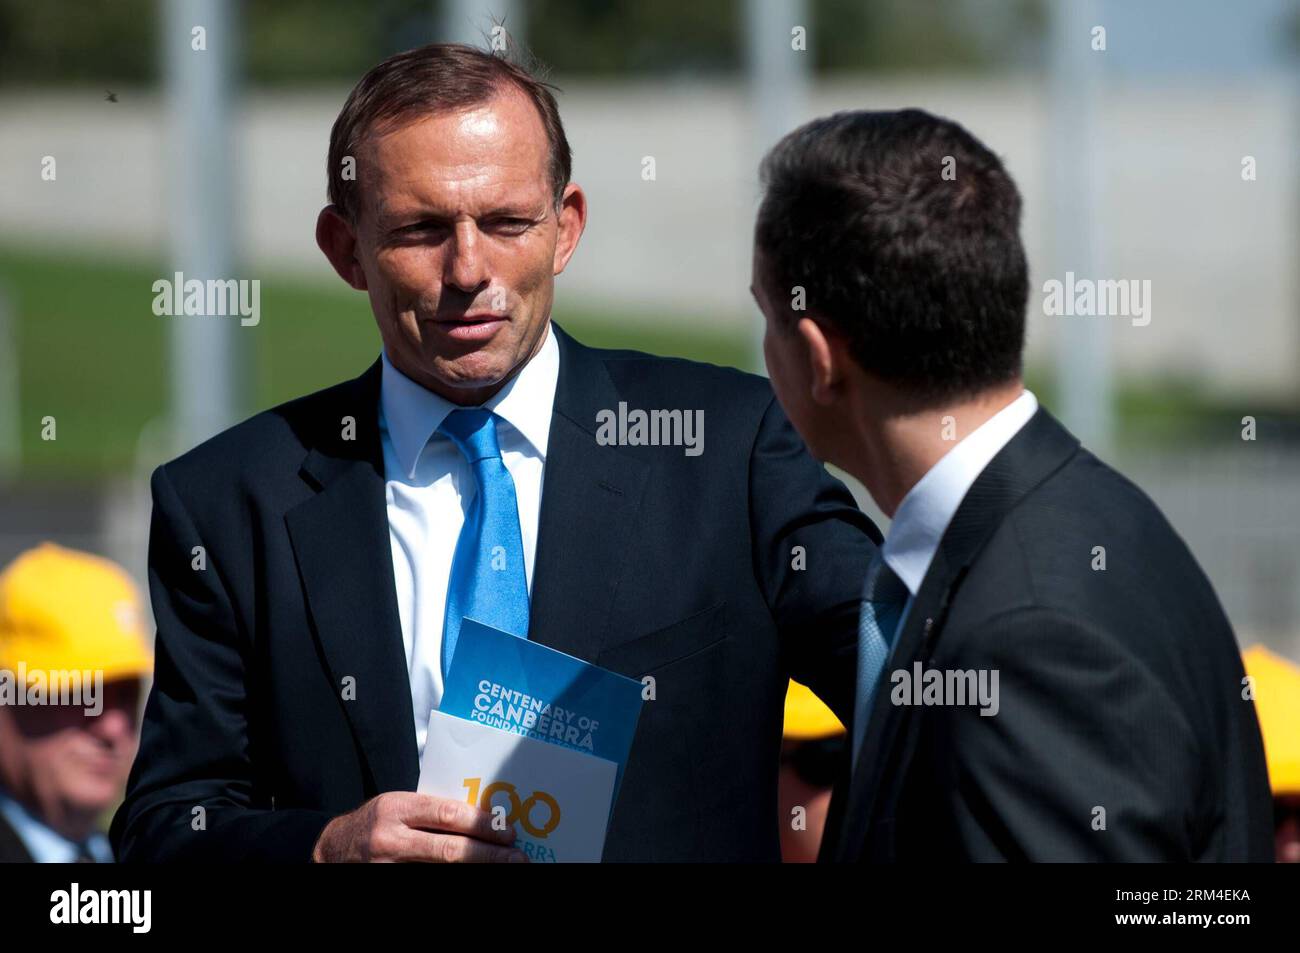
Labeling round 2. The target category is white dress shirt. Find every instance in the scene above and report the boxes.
[379,323,560,757]
[882,390,1039,626]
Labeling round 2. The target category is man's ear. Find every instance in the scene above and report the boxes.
[315,205,368,291]
[796,316,841,406]
[552,183,587,276]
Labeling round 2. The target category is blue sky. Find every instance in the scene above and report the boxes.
[1091,0,1297,75]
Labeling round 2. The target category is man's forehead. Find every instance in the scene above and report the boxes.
[366,90,547,166]
[360,96,551,215]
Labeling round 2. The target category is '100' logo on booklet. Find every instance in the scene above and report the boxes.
[463,777,561,840]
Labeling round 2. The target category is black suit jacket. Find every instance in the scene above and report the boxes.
[111,324,880,862]
[822,408,1274,862]
[0,812,34,863]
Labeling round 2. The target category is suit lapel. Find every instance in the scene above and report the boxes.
[826,548,957,860]
[826,407,1081,861]
[285,360,419,794]
[528,324,650,663]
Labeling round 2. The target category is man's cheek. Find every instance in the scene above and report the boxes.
[379,246,435,284]
[511,253,550,293]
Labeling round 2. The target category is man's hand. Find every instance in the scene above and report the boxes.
[311,791,527,863]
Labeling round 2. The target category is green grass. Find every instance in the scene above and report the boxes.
[2,248,168,476]
[0,245,750,477]
[2,244,1292,477]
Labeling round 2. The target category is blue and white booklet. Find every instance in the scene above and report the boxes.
[417,619,645,862]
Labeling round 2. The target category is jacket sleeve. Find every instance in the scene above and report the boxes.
[110,464,334,862]
[747,395,882,726]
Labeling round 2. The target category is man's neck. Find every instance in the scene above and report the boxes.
[843,381,1024,518]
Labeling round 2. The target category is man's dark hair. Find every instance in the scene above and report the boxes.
[327,43,571,222]
[756,108,1028,404]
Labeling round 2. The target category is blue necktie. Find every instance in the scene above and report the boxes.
[439,409,531,679]
[852,553,909,768]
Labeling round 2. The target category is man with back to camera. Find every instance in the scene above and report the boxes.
[110,44,882,863]
[750,108,1274,861]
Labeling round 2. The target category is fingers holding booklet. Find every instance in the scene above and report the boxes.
[311,789,527,864]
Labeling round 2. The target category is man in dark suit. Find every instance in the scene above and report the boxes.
[110,44,879,863]
[751,108,1274,861]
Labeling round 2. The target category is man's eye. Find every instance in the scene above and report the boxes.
[388,224,441,243]
[489,218,532,232]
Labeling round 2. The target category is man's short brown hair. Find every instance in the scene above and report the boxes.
[327,43,572,222]
[756,108,1027,405]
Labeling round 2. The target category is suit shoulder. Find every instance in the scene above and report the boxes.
[583,341,775,411]
[967,449,1219,626]
[157,367,374,491]
[1013,450,1193,561]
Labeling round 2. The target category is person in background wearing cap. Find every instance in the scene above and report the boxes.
[779,680,846,863]
[0,543,152,863]
[1243,645,1300,863]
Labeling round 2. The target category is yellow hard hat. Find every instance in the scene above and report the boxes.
[0,542,152,682]
[1243,645,1300,795]
[783,679,845,740]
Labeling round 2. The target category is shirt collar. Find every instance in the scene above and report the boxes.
[0,789,113,863]
[883,390,1038,596]
[379,322,560,480]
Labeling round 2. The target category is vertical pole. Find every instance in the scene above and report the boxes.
[163,0,240,453]
[0,286,19,480]
[1049,0,1113,454]
[746,0,810,374]
[441,0,525,47]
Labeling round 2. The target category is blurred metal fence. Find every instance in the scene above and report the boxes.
[1123,445,1300,658]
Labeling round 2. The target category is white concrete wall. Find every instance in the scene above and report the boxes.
[2,74,1296,395]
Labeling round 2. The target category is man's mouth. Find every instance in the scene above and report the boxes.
[432,314,508,342]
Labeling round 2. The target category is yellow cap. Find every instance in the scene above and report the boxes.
[783,679,845,740]
[1243,645,1300,796]
[0,542,152,682]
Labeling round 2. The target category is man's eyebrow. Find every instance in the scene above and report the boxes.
[481,203,547,219]
[379,203,547,229]
[378,207,447,227]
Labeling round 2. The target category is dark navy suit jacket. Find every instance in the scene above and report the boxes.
[822,409,1274,862]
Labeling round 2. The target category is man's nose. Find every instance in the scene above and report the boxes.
[444,220,489,293]
[88,706,134,742]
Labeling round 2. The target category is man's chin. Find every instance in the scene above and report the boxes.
[65,785,120,816]
[421,356,519,404]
